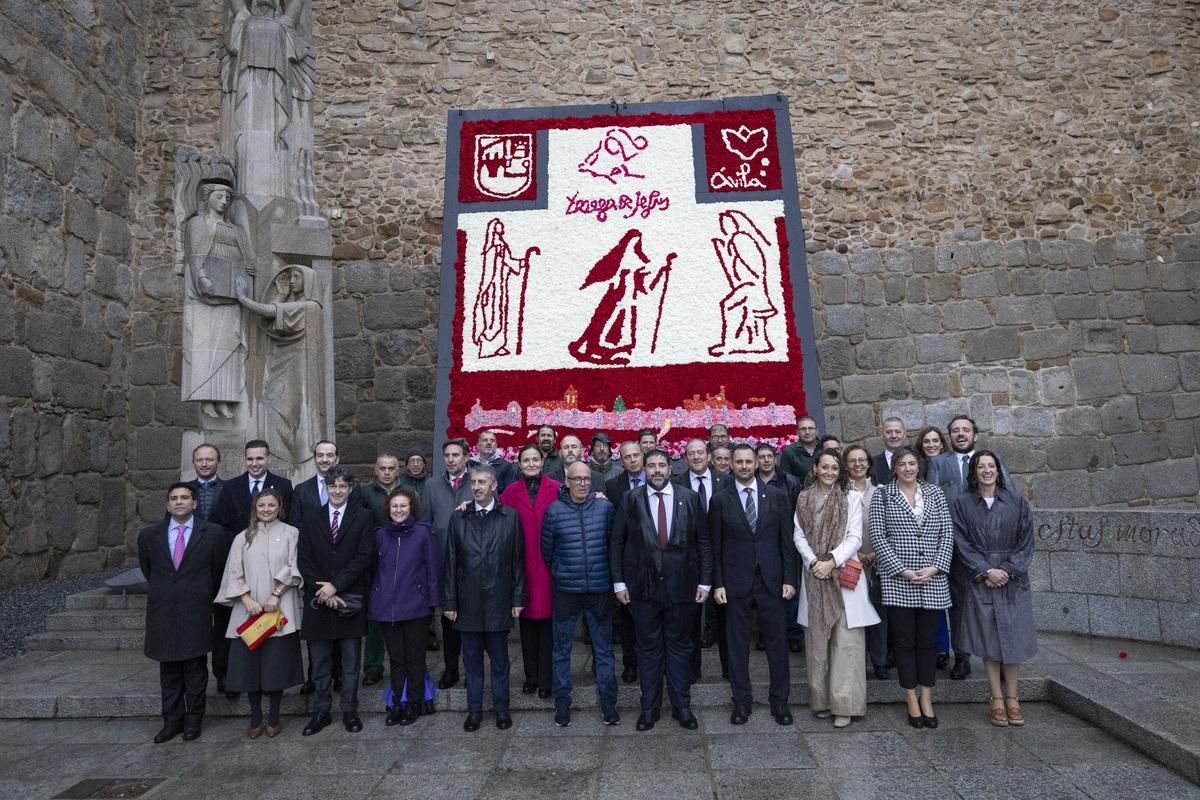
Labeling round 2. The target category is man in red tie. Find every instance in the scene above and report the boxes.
[420,438,475,688]
[610,450,712,731]
[138,483,228,743]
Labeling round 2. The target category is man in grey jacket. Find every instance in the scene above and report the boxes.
[420,438,474,689]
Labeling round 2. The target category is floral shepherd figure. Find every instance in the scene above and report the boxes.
[472,219,539,359]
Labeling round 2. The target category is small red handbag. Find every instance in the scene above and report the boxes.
[837,559,863,591]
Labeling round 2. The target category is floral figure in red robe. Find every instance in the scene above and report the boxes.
[568,229,675,366]
[709,210,777,356]
[472,218,539,359]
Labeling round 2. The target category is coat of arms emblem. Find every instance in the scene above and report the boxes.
[474,133,534,199]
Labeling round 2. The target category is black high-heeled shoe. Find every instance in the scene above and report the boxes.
[922,714,939,729]
[907,714,924,729]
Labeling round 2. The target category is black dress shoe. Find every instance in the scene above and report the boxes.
[923,714,939,729]
[788,638,803,653]
[153,724,183,744]
[182,725,202,741]
[622,665,638,684]
[302,712,331,736]
[950,656,971,680]
[463,711,482,732]
[635,710,657,731]
[771,702,793,725]
[343,714,363,732]
[386,705,405,726]
[522,679,537,695]
[730,704,751,725]
[399,703,421,726]
[362,673,381,687]
[672,706,698,730]
[908,714,925,729]
[299,680,315,695]
[700,633,716,649]
[537,687,552,699]
[438,670,460,690]
[873,665,890,680]
[936,652,950,670]
[495,711,513,730]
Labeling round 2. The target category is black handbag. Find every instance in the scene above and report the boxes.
[309,593,364,617]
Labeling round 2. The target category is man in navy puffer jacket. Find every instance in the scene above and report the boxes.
[541,462,618,727]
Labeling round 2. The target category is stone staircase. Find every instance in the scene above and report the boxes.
[24,589,146,652]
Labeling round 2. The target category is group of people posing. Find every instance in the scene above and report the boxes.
[138,413,1037,744]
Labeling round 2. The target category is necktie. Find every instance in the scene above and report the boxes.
[632,476,641,491]
[743,487,757,533]
[251,480,261,499]
[479,508,487,518]
[961,454,970,490]
[172,525,186,569]
[696,475,707,513]
[331,509,340,543]
[318,478,327,506]
[655,491,668,549]
[452,475,460,491]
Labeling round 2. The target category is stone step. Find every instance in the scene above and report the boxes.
[44,610,145,632]
[23,630,145,652]
[64,589,147,611]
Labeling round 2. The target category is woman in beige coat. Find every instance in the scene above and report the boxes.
[793,449,881,729]
[217,488,304,738]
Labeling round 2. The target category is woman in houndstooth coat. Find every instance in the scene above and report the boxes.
[867,447,954,730]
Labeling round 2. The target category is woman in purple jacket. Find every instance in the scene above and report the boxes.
[369,487,441,726]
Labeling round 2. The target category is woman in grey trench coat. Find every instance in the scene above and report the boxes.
[949,450,1037,728]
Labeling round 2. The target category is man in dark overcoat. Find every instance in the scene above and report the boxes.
[442,463,527,732]
[296,466,376,736]
[138,482,228,743]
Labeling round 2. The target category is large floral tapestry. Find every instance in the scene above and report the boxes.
[435,98,819,457]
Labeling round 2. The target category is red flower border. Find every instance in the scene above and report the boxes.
[446,217,806,450]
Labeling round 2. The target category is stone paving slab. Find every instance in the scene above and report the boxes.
[0,704,1196,800]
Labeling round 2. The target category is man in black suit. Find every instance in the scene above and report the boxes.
[872,417,907,485]
[138,483,227,743]
[611,449,711,731]
[710,443,797,726]
[188,443,225,522]
[604,440,646,683]
[671,437,726,680]
[289,440,363,522]
[206,438,294,697]
[756,443,805,654]
[296,467,376,736]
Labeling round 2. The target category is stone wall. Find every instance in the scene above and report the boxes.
[1033,509,1200,647]
[0,0,1192,582]
[0,0,144,588]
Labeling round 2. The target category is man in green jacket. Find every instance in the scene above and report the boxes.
[397,446,429,504]
[778,416,820,485]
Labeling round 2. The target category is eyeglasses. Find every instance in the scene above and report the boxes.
[567,477,592,484]
[846,458,868,466]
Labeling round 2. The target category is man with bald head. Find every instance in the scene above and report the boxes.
[547,434,605,487]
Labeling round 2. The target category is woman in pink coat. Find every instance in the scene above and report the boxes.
[498,443,560,699]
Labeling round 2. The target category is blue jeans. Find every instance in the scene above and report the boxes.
[460,630,510,713]
[552,590,618,709]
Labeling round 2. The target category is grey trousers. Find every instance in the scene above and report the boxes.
[805,611,867,717]
[309,638,362,716]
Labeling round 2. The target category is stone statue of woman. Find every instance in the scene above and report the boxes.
[236,264,326,470]
[182,182,252,419]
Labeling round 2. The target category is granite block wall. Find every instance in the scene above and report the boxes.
[0,0,143,588]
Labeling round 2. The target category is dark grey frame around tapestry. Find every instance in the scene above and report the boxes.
[433,95,823,473]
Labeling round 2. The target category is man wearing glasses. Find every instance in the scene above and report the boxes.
[540,462,619,727]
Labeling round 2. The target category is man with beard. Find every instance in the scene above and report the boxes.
[925,415,1014,680]
[710,444,797,726]
[610,450,711,730]
[547,434,605,487]
[587,432,622,482]
[536,425,562,475]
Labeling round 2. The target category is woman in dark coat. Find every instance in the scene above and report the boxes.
[369,487,441,726]
[949,450,1037,728]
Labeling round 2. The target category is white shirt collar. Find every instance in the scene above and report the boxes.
[475,500,496,513]
[649,482,674,499]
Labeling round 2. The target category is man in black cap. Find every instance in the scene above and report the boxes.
[587,432,622,482]
[398,446,429,505]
